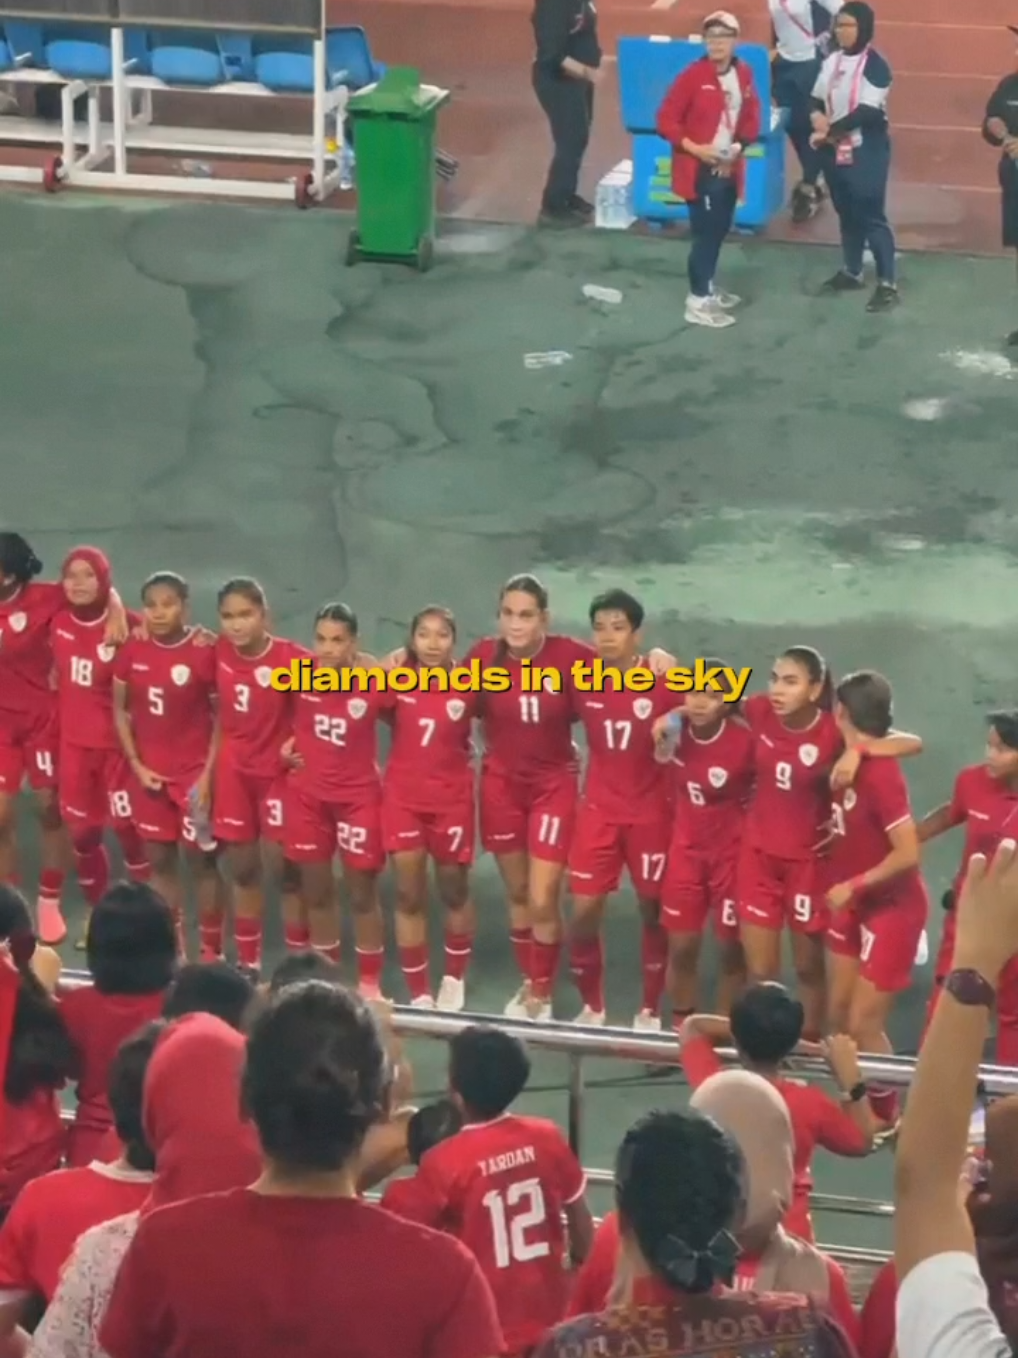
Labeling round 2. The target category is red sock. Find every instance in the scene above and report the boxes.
[74,845,109,907]
[37,869,64,908]
[198,917,223,960]
[510,927,532,981]
[640,923,669,1014]
[868,1086,901,1124]
[356,947,385,994]
[313,942,341,964]
[442,930,472,982]
[530,939,561,1002]
[234,919,262,970]
[569,937,605,1013]
[115,827,151,881]
[284,922,311,952]
[399,943,431,1000]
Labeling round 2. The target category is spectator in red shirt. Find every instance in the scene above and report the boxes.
[99,983,504,1358]
[0,1020,160,1343]
[380,1098,464,1217]
[62,883,177,1167]
[539,1105,856,1358]
[0,888,77,1216]
[656,10,762,331]
[677,981,878,1241]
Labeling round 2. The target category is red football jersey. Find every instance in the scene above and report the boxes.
[215,637,298,779]
[948,764,1018,888]
[113,632,216,778]
[670,716,755,849]
[411,1113,585,1352]
[382,684,478,809]
[829,758,919,905]
[465,635,590,778]
[289,685,386,800]
[0,581,62,718]
[743,695,842,859]
[572,668,674,822]
[51,610,139,751]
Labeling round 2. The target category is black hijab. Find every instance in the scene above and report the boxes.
[838,1,875,54]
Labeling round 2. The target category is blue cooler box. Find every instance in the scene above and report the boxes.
[617,36,786,231]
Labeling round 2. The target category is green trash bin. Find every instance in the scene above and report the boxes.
[345,67,451,272]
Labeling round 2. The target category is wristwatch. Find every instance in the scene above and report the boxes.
[944,968,996,1009]
[844,1081,868,1104]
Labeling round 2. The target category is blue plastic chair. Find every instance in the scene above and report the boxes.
[43,24,148,81]
[147,29,249,86]
[1,21,44,66]
[324,25,386,90]
[252,26,384,94]
[0,36,11,72]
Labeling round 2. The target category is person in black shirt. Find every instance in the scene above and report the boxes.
[982,27,1018,347]
[532,0,602,226]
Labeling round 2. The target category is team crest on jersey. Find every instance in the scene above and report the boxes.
[844,789,857,811]
[97,644,115,663]
[7,612,26,633]
[171,665,190,686]
[446,699,465,721]
[799,743,818,767]
[708,766,727,788]
[347,699,367,719]
[255,666,272,688]
[633,698,653,720]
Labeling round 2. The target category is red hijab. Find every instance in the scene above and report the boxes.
[60,545,112,622]
[141,1013,262,1213]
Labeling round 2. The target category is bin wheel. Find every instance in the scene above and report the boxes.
[42,154,63,193]
[295,172,315,210]
[416,236,434,273]
[345,231,360,267]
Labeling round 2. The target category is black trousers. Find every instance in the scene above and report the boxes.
[687,166,738,296]
[533,65,593,213]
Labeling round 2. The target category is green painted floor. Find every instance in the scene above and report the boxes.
[3,194,1018,1258]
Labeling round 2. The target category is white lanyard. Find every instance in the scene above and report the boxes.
[827,47,868,119]
[779,0,815,41]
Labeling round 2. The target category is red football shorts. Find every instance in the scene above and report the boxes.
[825,883,927,993]
[0,706,58,795]
[58,744,133,830]
[567,800,671,900]
[737,843,826,936]
[479,765,577,865]
[132,769,208,847]
[212,759,286,845]
[381,786,474,865]
[285,786,385,871]
[661,839,740,941]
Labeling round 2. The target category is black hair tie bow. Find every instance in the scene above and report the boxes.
[656,1229,741,1291]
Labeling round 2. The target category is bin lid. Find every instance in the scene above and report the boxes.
[347,66,450,117]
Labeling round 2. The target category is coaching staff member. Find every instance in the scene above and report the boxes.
[982,26,1018,347]
[532,0,602,227]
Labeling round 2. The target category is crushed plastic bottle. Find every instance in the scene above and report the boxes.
[188,784,217,852]
[524,351,573,369]
[179,160,213,178]
[582,284,623,305]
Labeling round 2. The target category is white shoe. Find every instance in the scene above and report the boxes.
[504,984,531,1020]
[632,1009,662,1033]
[525,998,553,1022]
[685,295,736,328]
[436,976,465,1012]
[711,289,741,310]
[574,1005,607,1027]
[410,994,435,1010]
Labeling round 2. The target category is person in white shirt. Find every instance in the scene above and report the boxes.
[809,1,899,312]
[770,0,842,222]
[894,840,1018,1358]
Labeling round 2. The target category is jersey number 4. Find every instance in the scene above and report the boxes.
[482,1179,550,1269]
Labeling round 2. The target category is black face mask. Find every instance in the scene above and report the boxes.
[838,0,875,54]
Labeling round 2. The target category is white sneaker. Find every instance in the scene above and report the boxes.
[504,984,531,1020]
[525,997,553,1022]
[436,976,465,1012]
[632,1009,662,1033]
[410,994,435,1010]
[711,289,741,310]
[574,1005,607,1027]
[685,294,736,328]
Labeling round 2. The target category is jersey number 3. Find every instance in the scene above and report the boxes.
[482,1178,550,1269]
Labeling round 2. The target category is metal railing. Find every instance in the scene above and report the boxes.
[58,967,1018,1274]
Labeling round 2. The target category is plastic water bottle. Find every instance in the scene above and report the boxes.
[188,785,217,852]
[524,351,573,369]
[582,284,623,305]
[339,144,355,191]
[595,161,635,231]
[654,711,682,764]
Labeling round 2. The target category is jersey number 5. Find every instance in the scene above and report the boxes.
[482,1178,550,1269]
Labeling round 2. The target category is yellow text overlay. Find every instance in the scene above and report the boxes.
[270,658,752,701]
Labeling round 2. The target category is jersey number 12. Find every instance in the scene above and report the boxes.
[482,1179,550,1269]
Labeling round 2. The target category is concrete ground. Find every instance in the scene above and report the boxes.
[2,192,1017,1258]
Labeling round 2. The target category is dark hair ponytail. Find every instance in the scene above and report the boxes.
[0,534,43,586]
[0,886,78,1102]
[836,670,893,738]
[494,574,548,663]
[989,710,1018,754]
[783,644,833,711]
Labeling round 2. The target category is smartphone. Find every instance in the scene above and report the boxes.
[968,1083,988,1154]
